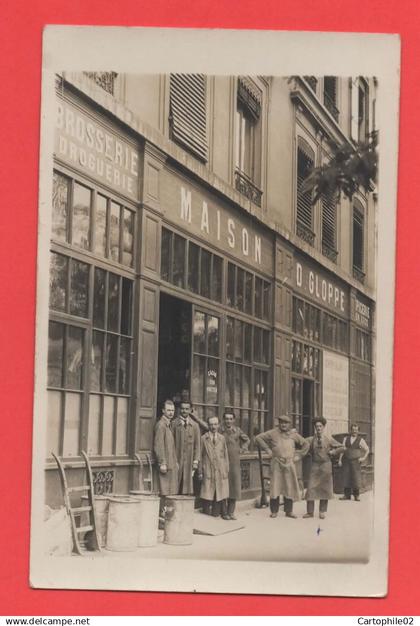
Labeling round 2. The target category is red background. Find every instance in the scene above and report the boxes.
[0,0,417,616]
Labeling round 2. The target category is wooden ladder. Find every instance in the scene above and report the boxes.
[52,450,101,556]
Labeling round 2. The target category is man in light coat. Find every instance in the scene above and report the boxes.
[255,415,309,518]
[198,416,229,517]
[153,400,179,509]
[171,400,201,495]
[219,411,250,520]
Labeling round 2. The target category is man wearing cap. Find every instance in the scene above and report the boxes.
[255,415,309,519]
[303,417,344,519]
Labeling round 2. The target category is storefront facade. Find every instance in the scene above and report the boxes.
[46,79,375,506]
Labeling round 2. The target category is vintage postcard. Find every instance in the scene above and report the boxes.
[30,27,400,596]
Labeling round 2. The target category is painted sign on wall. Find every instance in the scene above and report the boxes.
[294,255,349,317]
[322,350,349,436]
[160,170,273,274]
[351,294,372,329]
[54,96,139,201]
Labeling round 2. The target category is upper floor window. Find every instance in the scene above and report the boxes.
[321,190,338,263]
[296,139,315,246]
[169,74,208,162]
[161,227,223,303]
[323,76,339,122]
[352,201,365,283]
[304,76,318,93]
[234,77,262,207]
[358,78,369,143]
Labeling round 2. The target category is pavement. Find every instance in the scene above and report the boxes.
[97,491,372,564]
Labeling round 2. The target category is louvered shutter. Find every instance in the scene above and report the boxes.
[353,205,364,270]
[322,192,337,249]
[324,76,337,106]
[169,74,208,162]
[296,145,314,230]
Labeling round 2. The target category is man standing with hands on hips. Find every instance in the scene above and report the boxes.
[256,415,309,518]
[339,423,369,501]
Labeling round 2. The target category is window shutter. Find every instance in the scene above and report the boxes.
[323,76,339,121]
[169,74,208,162]
[324,76,337,105]
[350,77,359,141]
[296,144,314,230]
[353,205,364,270]
[322,192,337,249]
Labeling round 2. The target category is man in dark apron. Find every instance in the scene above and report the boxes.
[303,417,343,519]
[338,423,370,501]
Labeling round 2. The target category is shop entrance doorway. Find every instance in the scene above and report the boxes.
[302,379,314,438]
[157,293,192,413]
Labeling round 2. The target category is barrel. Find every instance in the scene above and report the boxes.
[163,495,195,546]
[131,494,160,547]
[106,497,139,551]
[81,495,109,547]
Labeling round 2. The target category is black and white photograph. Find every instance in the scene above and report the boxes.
[30,27,400,597]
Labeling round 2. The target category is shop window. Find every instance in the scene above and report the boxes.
[47,322,85,457]
[293,297,321,343]
[227,261,270,320]
[50,252,89,318]
[72,182,92,250]
[161,228,223,303]
[234,77,263,207]
[191,311,220,420]
[352,202,365,283]
[225,316,270,443]
[321,191,338,263]
[296,140,315,246]
[291,341,321,434]
[323,76,339,121]
[353,328,371,362]
[293,296,347,353]
[52,171,135,268]
[47,263,134,459]
[169,73,208,162]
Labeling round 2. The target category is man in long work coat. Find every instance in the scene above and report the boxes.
[153,400,179,512]
[255,415,309,518]
[171,400,201,495]
[219,411,250,520]
[198,416,229,517]
[303,417,344,519]
[338,423,370,501]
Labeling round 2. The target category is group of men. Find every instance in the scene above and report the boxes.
[154,399,369,522]
[153,399,249,520]
[255,415,369,519]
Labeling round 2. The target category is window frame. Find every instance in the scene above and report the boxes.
[352,200,366,282]
[48,167,137,462]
